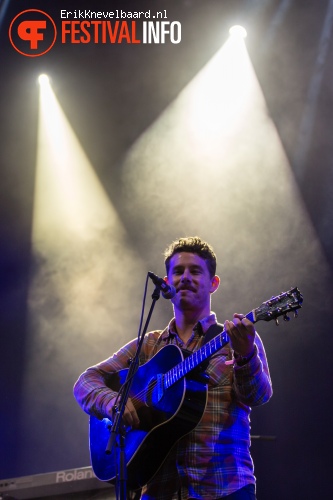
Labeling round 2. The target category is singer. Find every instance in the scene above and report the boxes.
[74,236,272,499]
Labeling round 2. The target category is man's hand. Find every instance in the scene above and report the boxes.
[224,313,256,358]
[105,396,140,428]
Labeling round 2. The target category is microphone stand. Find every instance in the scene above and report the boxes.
[105,284,161,500]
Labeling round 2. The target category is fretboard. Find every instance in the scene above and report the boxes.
[163,310,256,390]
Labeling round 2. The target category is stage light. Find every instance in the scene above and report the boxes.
[38,74,50,86]
[169,24,253,152]
[229,25,247,39]
[35,79,116,241]
[27,76,145,403]
[22,76,146,470]
[119,20,326,301]
[33,77,145,319]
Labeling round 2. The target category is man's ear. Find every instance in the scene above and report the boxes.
[164,276,169,284]
[210,275,220,294]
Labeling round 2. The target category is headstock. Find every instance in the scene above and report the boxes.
[254,287,303,325]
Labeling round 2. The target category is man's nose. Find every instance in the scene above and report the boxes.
[181,270,191,282]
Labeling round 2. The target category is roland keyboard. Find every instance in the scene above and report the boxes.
[0,466,114,499]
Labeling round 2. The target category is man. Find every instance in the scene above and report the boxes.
[74,236,272,499]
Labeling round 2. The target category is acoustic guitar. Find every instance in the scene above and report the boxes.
[89,287,303,490]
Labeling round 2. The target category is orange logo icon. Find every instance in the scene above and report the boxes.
[9,9,57,57]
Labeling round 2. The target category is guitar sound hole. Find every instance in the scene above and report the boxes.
[145,374,164,407]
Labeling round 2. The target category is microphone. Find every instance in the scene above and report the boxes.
[148,271,176,299]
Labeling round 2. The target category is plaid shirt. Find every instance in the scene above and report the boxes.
[74,313,272,499]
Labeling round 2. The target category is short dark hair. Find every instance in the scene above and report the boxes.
[164,236,217,278]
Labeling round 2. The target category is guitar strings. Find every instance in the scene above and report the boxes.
[119,340,220,408]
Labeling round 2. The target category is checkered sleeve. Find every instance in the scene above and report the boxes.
[73,330,164,420]
[233,332,273,406]
[73,338,140,419]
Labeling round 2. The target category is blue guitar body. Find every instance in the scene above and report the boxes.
[89,344,208,490]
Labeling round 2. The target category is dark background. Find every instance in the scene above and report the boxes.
[1,1,333,499]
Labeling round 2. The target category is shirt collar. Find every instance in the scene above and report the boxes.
[160,312,217,341]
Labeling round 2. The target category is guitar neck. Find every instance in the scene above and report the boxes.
[164,310,256,390]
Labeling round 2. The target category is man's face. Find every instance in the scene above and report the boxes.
[165,252,219,314]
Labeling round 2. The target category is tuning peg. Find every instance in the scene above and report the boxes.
[275,318,279,326]
[283,314,291,322]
